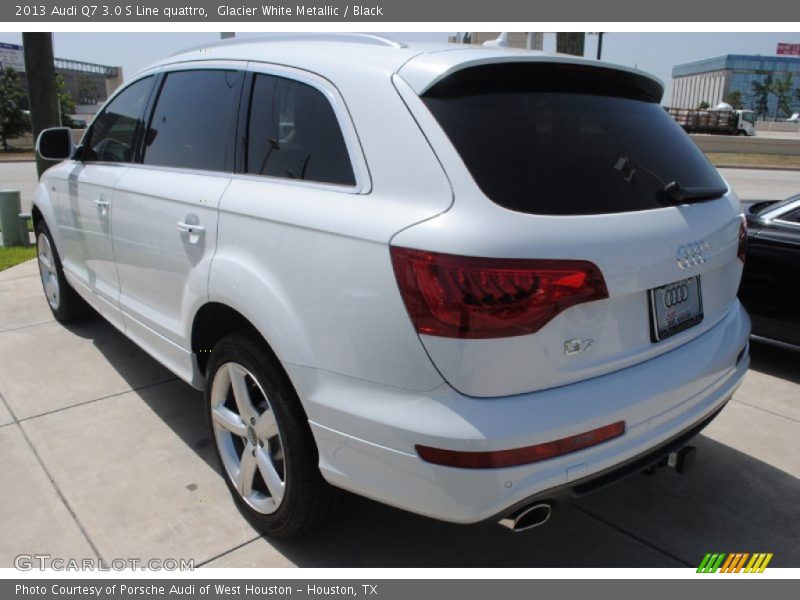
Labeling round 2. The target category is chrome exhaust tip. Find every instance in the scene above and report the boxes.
[498,502,552,532]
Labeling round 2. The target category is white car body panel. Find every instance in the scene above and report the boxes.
[296,303,748,523]
[111,165,228,385]
[31,37,750,525]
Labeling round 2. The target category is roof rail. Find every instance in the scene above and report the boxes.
[172,33,408,56]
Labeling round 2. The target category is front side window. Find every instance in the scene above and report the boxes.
[143,69,243,172]
[245,74,355,186]
[85,76,154,163]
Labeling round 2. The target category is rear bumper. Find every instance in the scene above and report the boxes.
[289,301,750,524]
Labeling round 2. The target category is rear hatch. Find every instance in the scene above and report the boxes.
[391,58,745,398]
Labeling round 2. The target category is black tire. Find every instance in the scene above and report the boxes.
[205,330,342,537]
[35,221,92,323]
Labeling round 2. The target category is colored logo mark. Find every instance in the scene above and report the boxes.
[697,552,773,573]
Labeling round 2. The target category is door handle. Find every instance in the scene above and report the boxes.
[176,221,206,236]
[94,196,110,216]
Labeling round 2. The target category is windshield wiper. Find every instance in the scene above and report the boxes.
[659,181,727,205]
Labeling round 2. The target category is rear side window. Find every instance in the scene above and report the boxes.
[245,74,355,186]
[778,207,800,224]
[422,63,727,215]
[85,76,154,163]
[144,69,243,172]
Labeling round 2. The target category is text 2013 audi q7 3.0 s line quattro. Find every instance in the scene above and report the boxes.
[33,34,750,536]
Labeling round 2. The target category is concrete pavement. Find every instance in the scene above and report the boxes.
[0,258,798,568]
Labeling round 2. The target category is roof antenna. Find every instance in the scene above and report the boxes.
[483,33,510,48]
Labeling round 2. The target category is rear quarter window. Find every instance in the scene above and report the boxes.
[245,73,355,186]
[422,63,726,215]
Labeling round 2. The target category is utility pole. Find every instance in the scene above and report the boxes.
[596,32,604,60]
[22,32,60,177]
[556,33,585,57]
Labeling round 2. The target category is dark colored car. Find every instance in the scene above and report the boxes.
[739,194,800,346]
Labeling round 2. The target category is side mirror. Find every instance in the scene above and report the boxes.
[36,127,74,160]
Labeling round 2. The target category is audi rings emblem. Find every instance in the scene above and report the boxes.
[663,283,690,308]
[676,240,710,269]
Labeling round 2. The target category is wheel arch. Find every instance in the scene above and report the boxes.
[31,204,44,230]
[192,302,256,374]
[190,299,313,379]
[31,181,61,249]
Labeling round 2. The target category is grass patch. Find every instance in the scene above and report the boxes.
[706,152,800,169]
[0,245,37,271]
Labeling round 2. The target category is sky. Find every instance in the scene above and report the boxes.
[2,31,800,102]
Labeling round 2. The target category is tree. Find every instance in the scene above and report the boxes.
[556,33,585,56]
[56,74,75,127]
[723,90,744,109]
[0,67,30,151]
[698,100,710,110]
[77,74,98,104]
[22,32,61,177]
[770,73,794,120]
[750,74,772,120]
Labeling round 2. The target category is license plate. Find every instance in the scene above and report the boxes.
[648,276,704,342]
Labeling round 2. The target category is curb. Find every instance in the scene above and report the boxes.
[714,164,800,172]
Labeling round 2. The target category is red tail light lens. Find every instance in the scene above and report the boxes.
[737,216,747,264]
[390,247,609,339]
[416,421,626,469]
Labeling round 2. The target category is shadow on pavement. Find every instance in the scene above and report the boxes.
[258,434,799,568]
[60,312,216,472]
[56,312,800,568]
[748,338,800,384]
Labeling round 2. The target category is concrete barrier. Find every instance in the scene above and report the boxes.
[0,190,23,247]
[690,134,800,155]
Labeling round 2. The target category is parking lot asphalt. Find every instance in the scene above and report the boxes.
[2,162,800,215]
[0,258,798,569]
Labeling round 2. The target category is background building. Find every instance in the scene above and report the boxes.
[671,54,800,117]
[0,41,122,120]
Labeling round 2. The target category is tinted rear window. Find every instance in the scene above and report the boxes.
[422,63,726,215]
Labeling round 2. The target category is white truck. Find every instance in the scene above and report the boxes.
[667,103,756,136]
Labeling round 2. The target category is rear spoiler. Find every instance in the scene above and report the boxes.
[398,49,664,101]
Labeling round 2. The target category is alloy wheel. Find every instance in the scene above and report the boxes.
[210,362,286,514]
[37,232,60,310]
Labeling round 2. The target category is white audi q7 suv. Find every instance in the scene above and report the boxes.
[33,34,750,537]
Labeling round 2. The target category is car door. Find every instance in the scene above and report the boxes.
[56,75,155,330]
[744,206,800,344]
[110,65,244,379]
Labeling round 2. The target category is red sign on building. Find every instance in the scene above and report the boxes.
[777,43,800,56]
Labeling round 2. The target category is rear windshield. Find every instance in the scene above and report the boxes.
[422,63,727,215]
